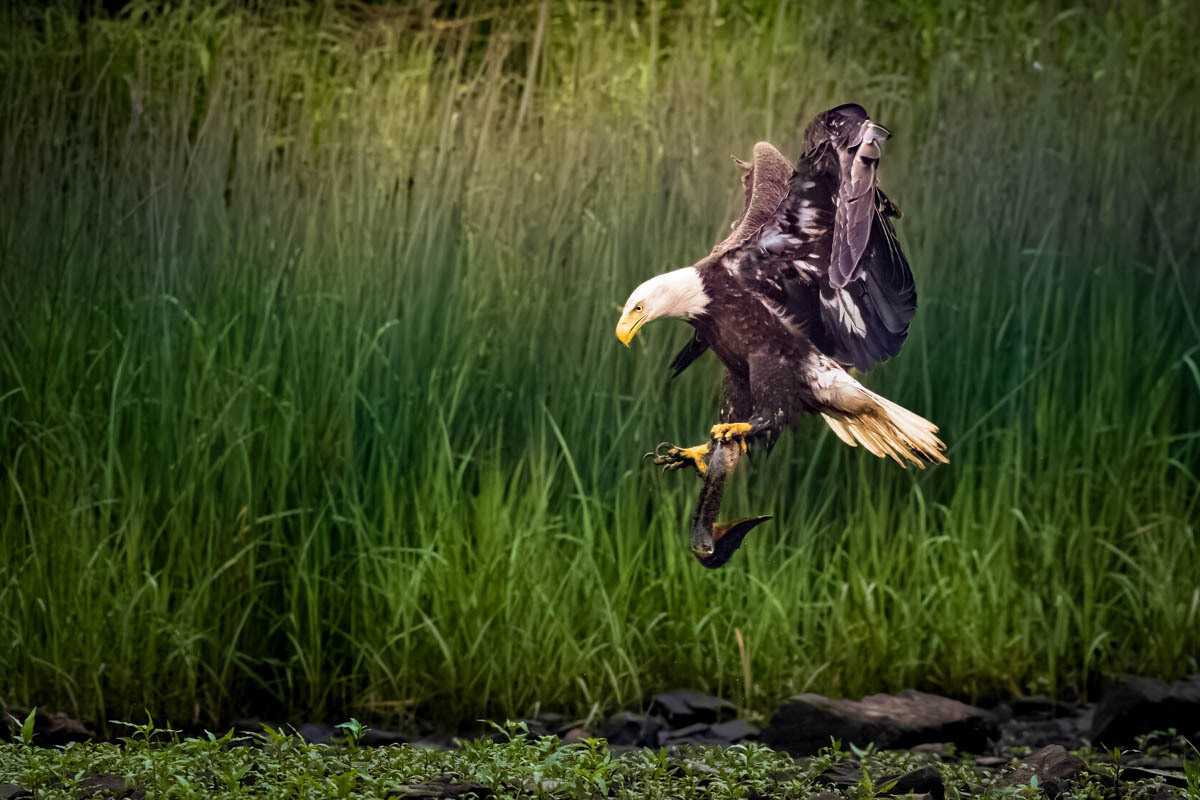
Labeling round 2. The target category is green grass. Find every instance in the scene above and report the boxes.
[1,0,1198,729]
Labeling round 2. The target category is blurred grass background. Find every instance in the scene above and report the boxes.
[1,0,1197,730]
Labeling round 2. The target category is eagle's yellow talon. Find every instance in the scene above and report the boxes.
[710,422,753,443]
[652,443,710,475]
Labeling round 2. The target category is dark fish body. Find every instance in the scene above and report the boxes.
[690,437,772,568]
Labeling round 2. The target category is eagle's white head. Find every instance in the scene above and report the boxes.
[615,267,709,346]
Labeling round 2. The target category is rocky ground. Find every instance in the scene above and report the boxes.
[2,676,1198,798]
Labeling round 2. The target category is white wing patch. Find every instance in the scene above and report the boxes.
[820,287,867,337]
[723,253,742,277]
[758,222,800,253]
[796,205,826,234]
[805,353,948,469]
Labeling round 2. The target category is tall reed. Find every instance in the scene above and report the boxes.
[1,1,1197,727]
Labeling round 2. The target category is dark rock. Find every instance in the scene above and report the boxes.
[814,760,863,789]
[649,689,736,726]
[761,690,998,756]
[995,711,1089,752]
[1147,788,1183,800]
[231,717,266,731]
[43,710,96,745]
[769,765,804,783]
[519,718,553,738]
[297,723,338,745]
[974,756,1007,768]
[0,787,32,800]
[708,719,760,743]
[658,722,712,746]
[387,779,493,798]
[1089,676,1200,746]
[4,709,97,746]
[230,717,275,741]
[360,728,406,747]
[881,766,944,800]
[602,711,663,747]
[76,773,144,798]
[1011,697,1078,717]
[995,744,1086,798]
[562,727,589,744]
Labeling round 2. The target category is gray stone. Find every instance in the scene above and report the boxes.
[602,711,663,747]
[995,744,1086,798]
[561,727,589,744]
[658,722,712,746]
[76,773,145,799]
[649,689,736,726]
[814,760,864,789]
[761,690,997,755]
[709,719,760,742]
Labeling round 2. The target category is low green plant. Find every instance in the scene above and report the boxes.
[1183,740,1200,800]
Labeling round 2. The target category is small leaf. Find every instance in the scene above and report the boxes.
[20,707,36,746]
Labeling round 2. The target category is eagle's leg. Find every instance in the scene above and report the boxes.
[710,421,752,441]
[709,421,757,454]
[710,415,778,458]
[648,442,710,475]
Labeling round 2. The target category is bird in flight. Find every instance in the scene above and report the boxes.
[615,104,947,567]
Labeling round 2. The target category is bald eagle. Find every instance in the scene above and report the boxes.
[615,104,947,563]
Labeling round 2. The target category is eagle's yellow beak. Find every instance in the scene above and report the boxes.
[615,310,645,347]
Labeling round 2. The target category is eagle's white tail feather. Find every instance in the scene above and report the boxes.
[820,389,948,469]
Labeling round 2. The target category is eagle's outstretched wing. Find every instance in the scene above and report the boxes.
[668,142,793,377]
[668,142,794,377]
[720,106,916,371]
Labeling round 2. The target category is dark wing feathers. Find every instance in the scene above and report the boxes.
[669,332,709,378]
[829,143,878,288]
[820,205,916,370]
[708,109,916,372]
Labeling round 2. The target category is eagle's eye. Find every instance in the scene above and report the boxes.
[634,303,644,313]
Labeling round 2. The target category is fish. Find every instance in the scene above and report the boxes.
[689,436,772,568]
